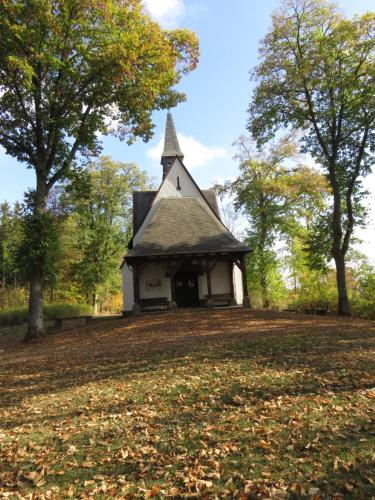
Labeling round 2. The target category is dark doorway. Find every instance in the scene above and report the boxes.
[174,271,199,307]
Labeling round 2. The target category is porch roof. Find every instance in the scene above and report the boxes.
[126,197,250,259]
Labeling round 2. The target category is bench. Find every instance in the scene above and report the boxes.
[304,301,328,316]
[205,293,233,306]
[139,297,168,311]
[283,304,297,313]
[54,315,93,328]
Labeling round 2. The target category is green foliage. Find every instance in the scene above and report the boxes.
[0,307,28,327]
[0,303,93,327]
[0,202,24,287]
[67,156,151,303]
[0,0,199,167]
[246,248,287,307]
[218,135,327,308]
[248,0,375,314]
[0,286,28,310]
[0,0,199,336]
[17,201,63,285]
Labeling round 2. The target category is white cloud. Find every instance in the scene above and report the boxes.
[212,175,237,186]
[147,133,227,169]
[143,0,185,28]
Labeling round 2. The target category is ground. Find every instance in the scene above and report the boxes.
[0,309,374,499]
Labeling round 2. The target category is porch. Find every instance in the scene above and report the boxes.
[123,253,250,313]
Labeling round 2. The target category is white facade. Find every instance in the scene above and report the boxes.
[133,158,206,246]
[122,260,245,312]
[233,263,244,305]
[122,262,134,312]
[121,113,249,313]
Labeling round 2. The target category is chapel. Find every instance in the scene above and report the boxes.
[121,113,250,314]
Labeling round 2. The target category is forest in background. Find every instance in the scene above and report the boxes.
[1,148,375,325]
[0,0,374,335]
[0,156,152,323]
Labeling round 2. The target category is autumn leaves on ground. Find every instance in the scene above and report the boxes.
[1,310,375,499]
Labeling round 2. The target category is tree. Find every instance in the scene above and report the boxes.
[248,0,375,315]
[0,201,24,289]
[67,156,150,312]
[0,0,199,340]
[218,135,326,308]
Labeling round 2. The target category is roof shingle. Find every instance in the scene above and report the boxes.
[162,112,184,159]
[127,197,249,258]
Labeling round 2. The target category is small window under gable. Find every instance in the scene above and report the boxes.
[176,176,181,190]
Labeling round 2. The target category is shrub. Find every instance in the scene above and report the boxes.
[351,299,375,320]
[0,307,29,327]
[0,303,93,327]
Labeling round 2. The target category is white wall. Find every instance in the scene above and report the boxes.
[133,159,206,246]
[139,264,171,301]
[122,263,134,312]
[211,261,231,295]
[233,263,243,305]
[198,261,231,300]
[198,273,208,299]
[123,259,244,310]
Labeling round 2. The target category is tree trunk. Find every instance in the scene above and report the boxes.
[260,271,270,308]
[24,175,48,341]
[24,277,44,341]
[330,170,351,316]
[333,252,350,316]
[92,293,98,315]
[259,203,269,308]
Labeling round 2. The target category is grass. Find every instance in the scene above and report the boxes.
[0,303,93,327]
[0,309,374,498]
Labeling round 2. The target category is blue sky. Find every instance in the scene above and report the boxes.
[0,0,374,258]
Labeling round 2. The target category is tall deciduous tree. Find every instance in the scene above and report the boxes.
[67,156,150,313]
[218,135,327,308]
[248,0,375,315]
[0,0,199,340]
[0,201,23,289]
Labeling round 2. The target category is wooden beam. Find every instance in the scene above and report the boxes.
[239,255,251,308]
[205,259,212,297]
[133,264,140,304]
[228,261,234,299]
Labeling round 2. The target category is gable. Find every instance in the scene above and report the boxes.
[133,158,215,246]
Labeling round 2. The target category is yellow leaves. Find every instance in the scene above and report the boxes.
[19,467,45,487]
[81,461,95,468]
[259,439,272,451]
[195,479,213,491]
[166,486,180,496]
[145,484,161,497]
[1,309,375,498]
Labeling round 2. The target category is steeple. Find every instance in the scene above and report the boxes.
[161,112,184,179]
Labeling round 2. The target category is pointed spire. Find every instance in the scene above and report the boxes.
[161,112,184,161]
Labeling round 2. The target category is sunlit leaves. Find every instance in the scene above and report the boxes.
[1,309,374,497]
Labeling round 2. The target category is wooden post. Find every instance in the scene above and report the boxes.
[205,259,212,298]
[239,255,251,309]
[164,260,179,304]
[133,263,140,304]
[228,261,234,298]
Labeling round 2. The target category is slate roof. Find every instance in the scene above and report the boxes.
[133,189,221,234]
[127,197,250,258]
[133,191,156,233]
[162,112,184,159]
